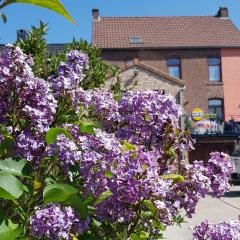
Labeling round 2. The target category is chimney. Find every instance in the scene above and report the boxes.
[92,9,100,20]
[17,29,28,41]
[216,7,228,18]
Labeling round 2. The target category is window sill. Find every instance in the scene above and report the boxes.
[206,82,223,86]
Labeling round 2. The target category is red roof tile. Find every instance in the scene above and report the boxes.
[92,16,240,49]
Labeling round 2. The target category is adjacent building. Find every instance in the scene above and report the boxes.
[92,7,240,122]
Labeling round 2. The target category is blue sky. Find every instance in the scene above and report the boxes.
[1,0,240,44]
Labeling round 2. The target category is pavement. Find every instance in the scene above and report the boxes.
[164,186,240,240]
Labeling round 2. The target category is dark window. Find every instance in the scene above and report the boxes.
[208,99,223,122]
[167,58,181,78]
[208,57,221,82]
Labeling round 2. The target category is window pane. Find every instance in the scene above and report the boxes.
[208,99,222,106]
[168,66,180,78]
[209,66,220,81]
[208,58,220,65]
[208,99,223,121]
[167,59,180,65]
[216,107,223,121]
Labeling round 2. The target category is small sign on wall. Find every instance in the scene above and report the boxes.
[192,108,204,121]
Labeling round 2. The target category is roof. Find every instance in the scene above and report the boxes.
[107,58,185,86]
[92,16,240,49]
[0,44,67,55]
[47,44,67,55]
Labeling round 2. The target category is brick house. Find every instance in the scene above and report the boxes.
[92,7,240,123]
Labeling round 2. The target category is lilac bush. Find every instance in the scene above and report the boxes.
[192,217,240,240]
[0,45,236,239]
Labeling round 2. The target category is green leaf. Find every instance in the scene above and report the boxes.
[45,128,72,145]
[0,158,27,176]
[140,231,149,239]
[79,121,100,134]
[131,231,149,240]
[0,217,23,240]
[95,190,113,206]
[104,171,113,178]
[0,12,6,23]
[143,200,156,213]
[0,172,24,200]
[0,138,14,157]
[43,183,78,203]
[1,0,75,24]
[68,194,88,219]
[162,174,184,184]
[120,140,137,152]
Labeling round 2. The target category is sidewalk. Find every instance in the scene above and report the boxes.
[164,186,240,240]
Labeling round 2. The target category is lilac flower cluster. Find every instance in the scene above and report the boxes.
[75,88,120,129]
[192,217,240,240]
[0,45,57,132]
[16,130,46,168]
[30,204,90,240]
[46,134,81,176]
[46,123,233,228]
[50,50,89,93]
[208,152,235,197]
[170,152,234,218]
[116,91,181,146]
[77,89,194,151]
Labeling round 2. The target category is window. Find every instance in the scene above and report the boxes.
[167,58,181,78]
[208,99,223,122]
[208,57,221,82]
[129,36,143,44]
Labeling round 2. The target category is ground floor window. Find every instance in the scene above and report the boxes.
[208,98,223,122]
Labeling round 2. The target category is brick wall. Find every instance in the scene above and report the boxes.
[102,48,223,117]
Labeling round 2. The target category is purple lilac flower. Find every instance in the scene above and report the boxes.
[0,45,57,132]
[116,91,181,147]
[207,152,235,197]
[74,88,120,129]
[46,134,81,176]
[192,217,240,240]
[170,153,234,218]
[50,50,88,93]
[16,130,46,168]
[30,204,89,240]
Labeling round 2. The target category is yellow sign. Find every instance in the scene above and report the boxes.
[192,108,204,121]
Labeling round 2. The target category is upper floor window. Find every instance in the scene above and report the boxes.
[208,57,221,82]
[208,98,223,122]
[167,58,181,79]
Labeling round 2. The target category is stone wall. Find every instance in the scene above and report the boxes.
[106,65,182,98]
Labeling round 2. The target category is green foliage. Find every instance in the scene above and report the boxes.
[0,12,6,23]
[43,183,78,203]
[16,21,49,78]
[15,23,110,89]
[0,158,29,176]
[162,174,184,184]
[45,128,72,145]
[0,0,75,24]
[95,190,113,206]
[79,121,100,134]
[0,216,23,240]
[120,140,137,152]
[0,172,24,200]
